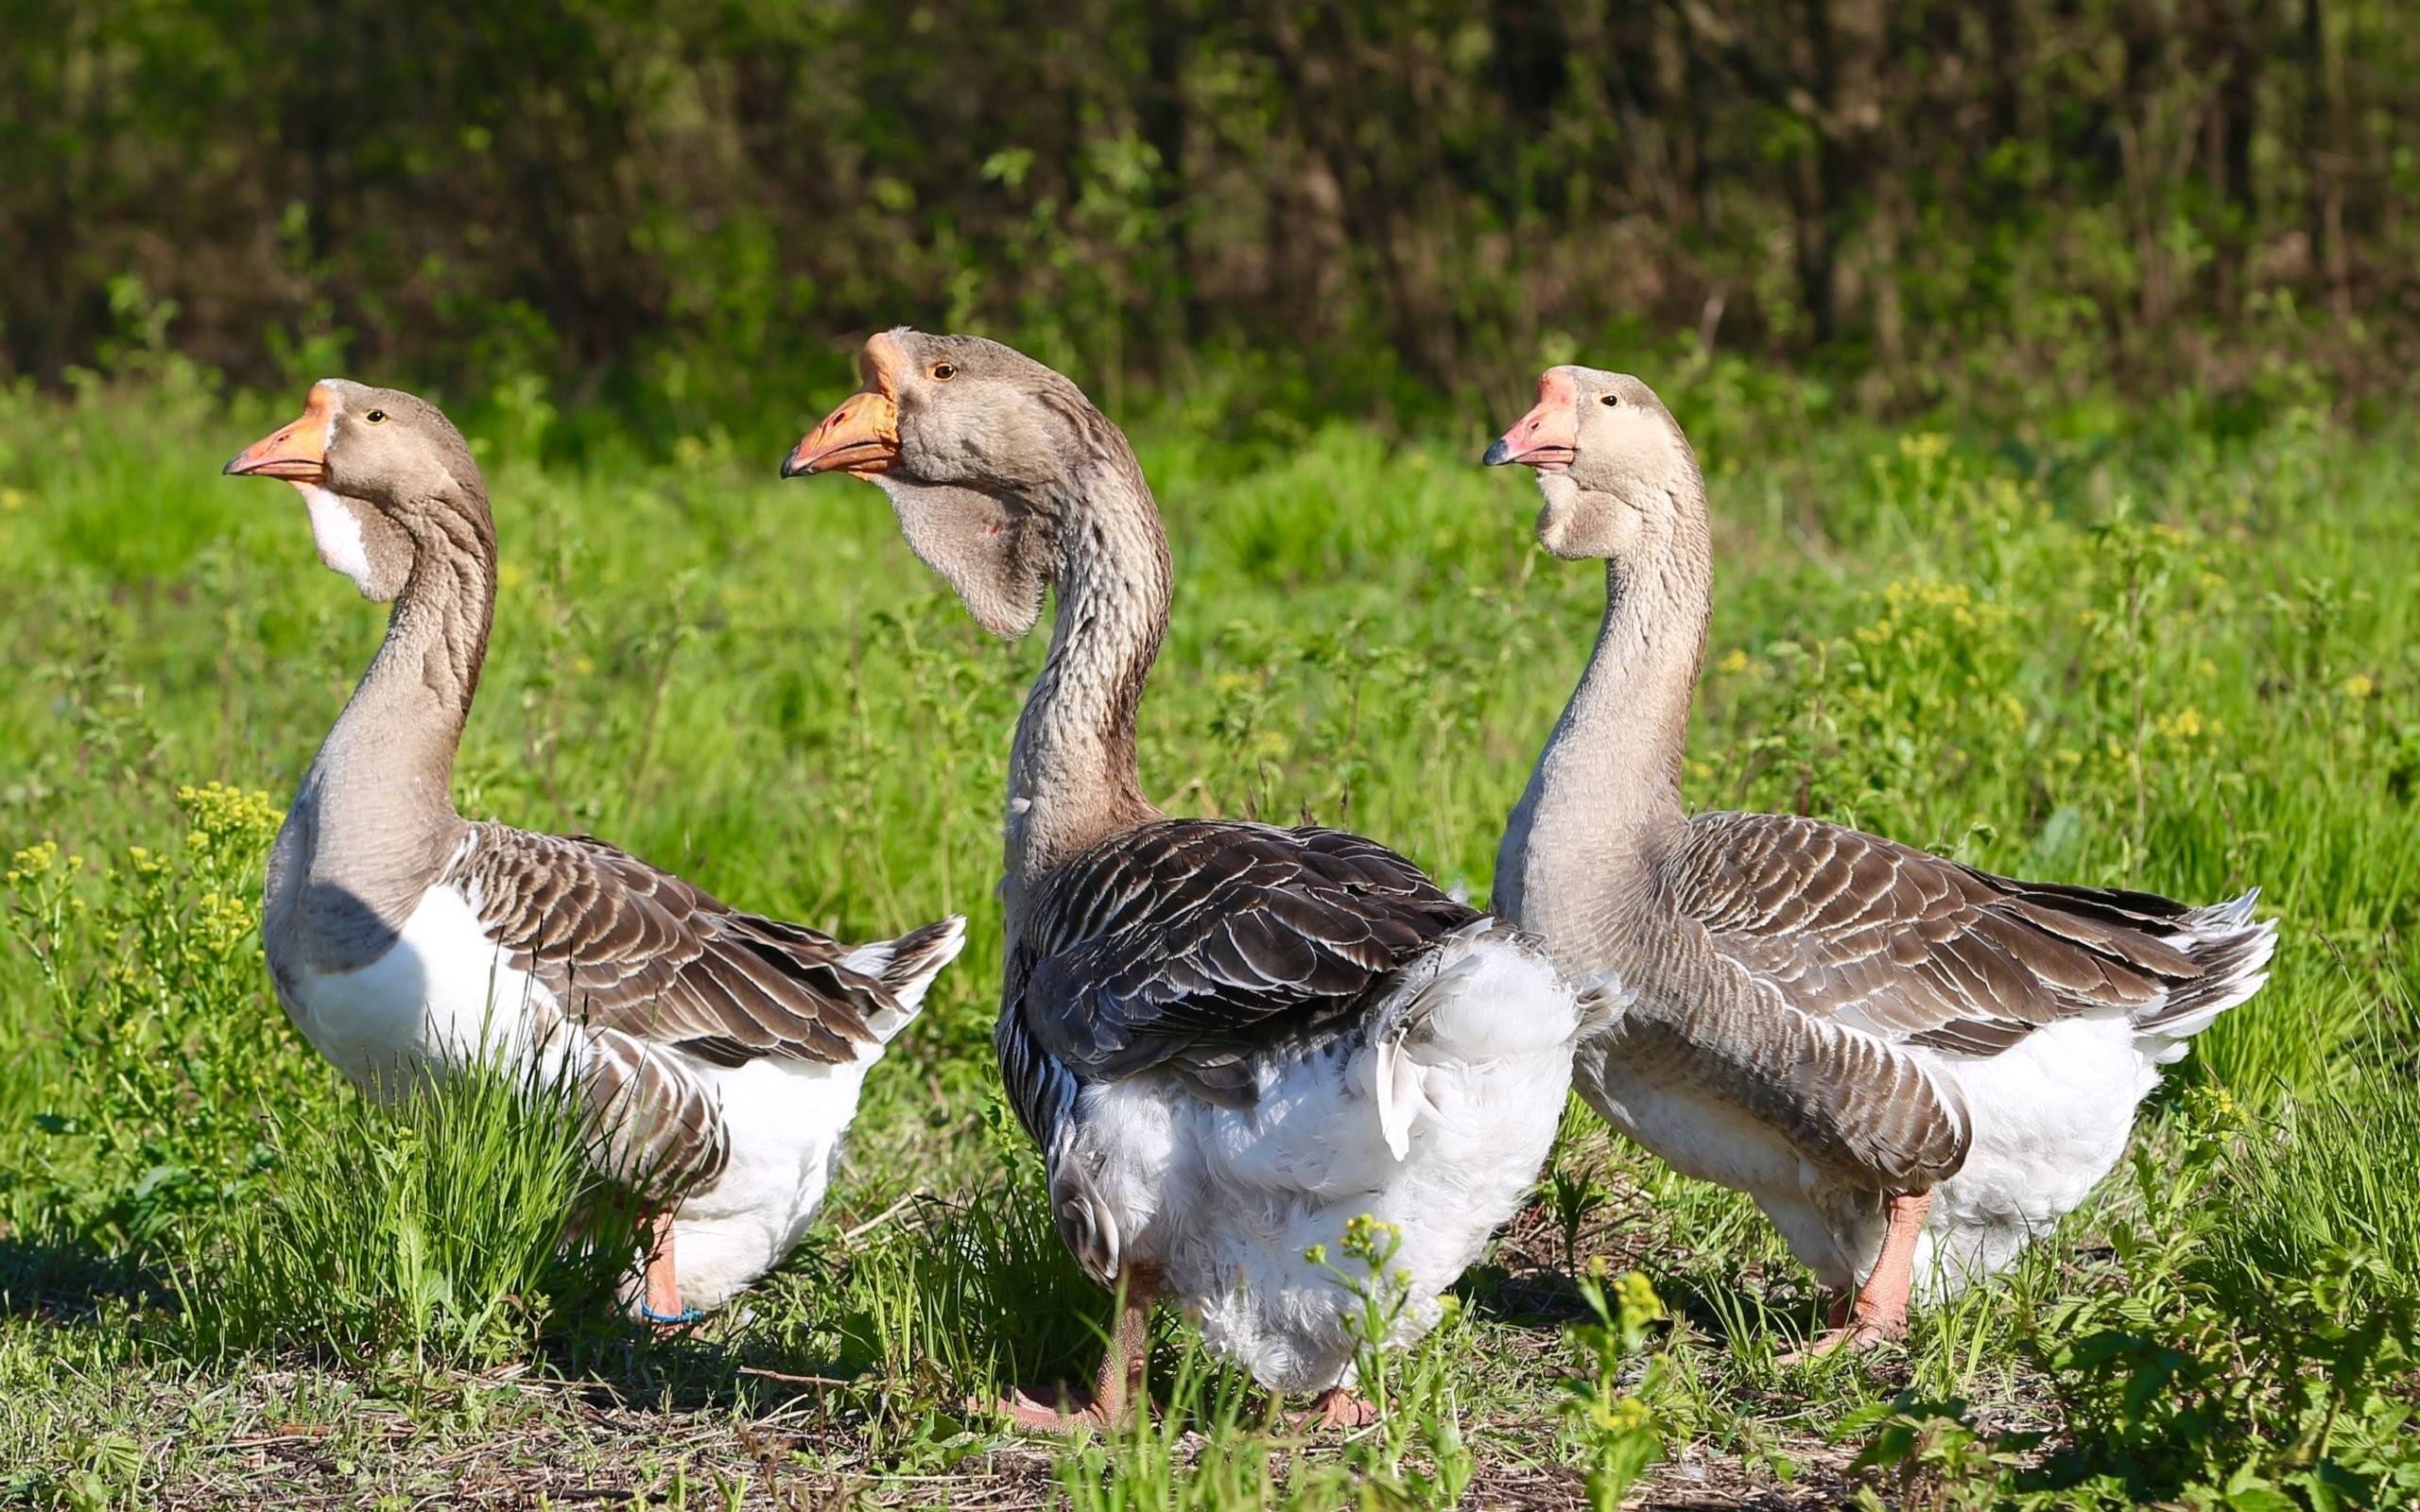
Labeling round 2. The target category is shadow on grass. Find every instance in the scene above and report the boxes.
[1455,1255,1828,1364]
[0,1231,167,1321]
[1453,1260,1592,1327]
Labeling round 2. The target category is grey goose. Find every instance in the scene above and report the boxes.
[1483,366,2275,1353]
[224,382,965,1326]
[786,332,1619,1429]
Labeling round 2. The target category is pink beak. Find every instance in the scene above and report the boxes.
[1482,370,1579,472]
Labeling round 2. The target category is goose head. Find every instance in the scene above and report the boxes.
[783,329,1110,639]
[1482,367,1704,563]
[225,380,489,601]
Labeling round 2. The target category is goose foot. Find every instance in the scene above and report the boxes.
[639,1210,702,1336]
[1291,1388,1377,1430]
[1776,1321,1895,1361]
[984,1383,1131,1432]
[978,1266,1159,1435]
[1779,1191,1928,1364]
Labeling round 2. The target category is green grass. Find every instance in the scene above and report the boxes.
[178,1057,648,1370]
[0,366,2415,1506]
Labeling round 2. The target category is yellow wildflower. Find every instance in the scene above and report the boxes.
[1615,1270,1666,1325]
[2341,674,2375,701]
[2155,708,2204,742]
[1589,1396,1652,1435]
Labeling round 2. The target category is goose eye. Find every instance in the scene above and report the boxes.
[366,409,388,423]
[929,362,958,382]
[1600,394,1621,407]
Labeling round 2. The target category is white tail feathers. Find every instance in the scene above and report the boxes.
[1374,1024,1437,1160]
[843,915,968,1046]
[2130,888,2278,1058]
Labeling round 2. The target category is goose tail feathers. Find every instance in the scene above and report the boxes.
[2130,888,2277,1057]
[842,915,969,1043]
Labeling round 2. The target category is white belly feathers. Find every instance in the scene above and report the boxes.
[274,881,891,1313]
[1068,932,1589,1393]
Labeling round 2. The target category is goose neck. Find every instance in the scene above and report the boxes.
[1004,465,1169,897]
[271,493,493,956]
[1497,519,1710,954]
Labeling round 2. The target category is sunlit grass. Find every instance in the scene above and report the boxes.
[0,374,2414,1504]
[177,1058,648,1368]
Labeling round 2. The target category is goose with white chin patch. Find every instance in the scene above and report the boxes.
[1483,367,2276,1354]
[225,380,967,1326]
[785,332,1623,1430]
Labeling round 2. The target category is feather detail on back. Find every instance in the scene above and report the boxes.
[995,817,1502,1282]
[443,823,917,1066]
[1001,818,1482,1133]
[1674,812,2276,1058]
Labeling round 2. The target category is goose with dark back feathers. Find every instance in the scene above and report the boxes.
[1483,367,2276,1353]
[225,382,965,1325]
[786,332,1619,1429]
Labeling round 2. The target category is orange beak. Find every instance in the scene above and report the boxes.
[1481,369,1579,472]
[225,385,337,483]
[784,334,905,479]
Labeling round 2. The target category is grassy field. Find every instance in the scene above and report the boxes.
[1,367,2415,1510]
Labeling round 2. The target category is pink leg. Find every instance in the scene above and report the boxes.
[640,1210,698,1334]
[1785,1192,1930,1359]
[986,1267,1160,1433]
[1291,1386,1377,1430]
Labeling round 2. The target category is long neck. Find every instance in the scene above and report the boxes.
[1497,502,1712,960]
[275,497,494,954]
[1004,464,1170,896]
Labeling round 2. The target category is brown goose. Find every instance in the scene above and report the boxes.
[786,332,1616,1429]
[224,382,965,1325]
[1483,367,2275,1352]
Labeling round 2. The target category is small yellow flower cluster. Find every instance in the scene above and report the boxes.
[1613,1269,1666,1328]
[2341,674,2376,701]
[194,889,260,951]
[1587,1394,1653,1435]
[2180,1082,2248,1138]
[1896,433,1951,464]
[175,782,283,850]
[1856,578,2005,650]
[2153,708,2219,744]
[8,838,62,885]
[1888,578,1996,628]
[1340,1211,1401,1266]
[1716,647,1751,676]
[8,840,85,887]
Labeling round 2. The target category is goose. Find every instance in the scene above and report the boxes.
[223,381,966,1326]
[784,331,1617,1429]
[1481,366,2276,1353]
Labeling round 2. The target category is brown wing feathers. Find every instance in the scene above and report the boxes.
[998,819,1481,1146]
[1679,812,2273,1056]
[446,824,897,1065]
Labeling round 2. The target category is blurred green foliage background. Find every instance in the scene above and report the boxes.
[3,0,2411,428]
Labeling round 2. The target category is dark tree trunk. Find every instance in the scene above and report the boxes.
[1140,0,1198,342]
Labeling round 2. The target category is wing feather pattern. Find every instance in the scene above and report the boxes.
[444,823,948,1194]
[996,818,1486,1280]
[1672,811,2272,1056]
[447,823,906,1061]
